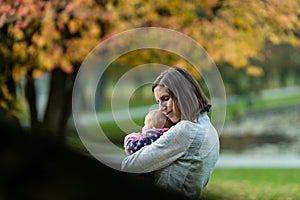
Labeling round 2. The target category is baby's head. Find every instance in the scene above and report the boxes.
[142,109,173,132]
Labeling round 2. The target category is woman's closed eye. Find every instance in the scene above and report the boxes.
[159,96,169,102]
[163,96,169,101]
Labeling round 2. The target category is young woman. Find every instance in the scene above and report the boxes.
[121,67,219,199]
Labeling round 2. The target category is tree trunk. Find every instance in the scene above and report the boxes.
[59,66,78,135]
[42,68,78,142]
[43,69,67,141]
[279,71,288,87]
[25,72,40,131]
[296,68,300,84]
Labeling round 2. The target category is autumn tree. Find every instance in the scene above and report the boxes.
[1,0,300,140]
[0,0,117,140]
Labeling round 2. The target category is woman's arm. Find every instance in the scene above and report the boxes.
[121,121,195,173]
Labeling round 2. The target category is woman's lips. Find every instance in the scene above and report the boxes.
[166,111,172,117]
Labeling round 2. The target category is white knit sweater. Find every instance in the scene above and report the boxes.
[121,112,220,199]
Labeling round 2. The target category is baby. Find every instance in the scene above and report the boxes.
[124,109,173,155]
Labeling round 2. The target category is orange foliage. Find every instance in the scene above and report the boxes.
[1,0,300,112]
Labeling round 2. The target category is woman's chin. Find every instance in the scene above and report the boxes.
[169,114,180,123]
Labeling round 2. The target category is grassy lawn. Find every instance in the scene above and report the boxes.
[225,93,300,120]
[201,168,300,200]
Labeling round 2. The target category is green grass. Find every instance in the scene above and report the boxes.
[202,168,300,200]
[225,94,300,120]
[99,117,144,140]
[253,94,300,110]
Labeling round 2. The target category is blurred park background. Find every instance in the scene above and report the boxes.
[1,0,300,199]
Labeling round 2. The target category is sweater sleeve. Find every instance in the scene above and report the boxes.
[121,121,196,173]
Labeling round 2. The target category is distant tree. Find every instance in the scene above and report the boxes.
[250,40,300,87]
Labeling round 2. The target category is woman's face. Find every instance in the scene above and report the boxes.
[153,85,180,123]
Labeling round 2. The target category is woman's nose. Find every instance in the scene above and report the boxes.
[159,102,166,111]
